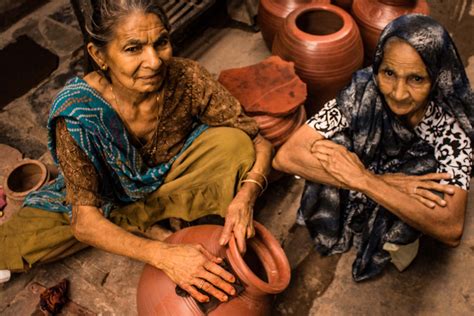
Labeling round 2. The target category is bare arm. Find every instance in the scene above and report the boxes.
[219,134,273,252]
[273,125,467,246]
[71,205,237,303]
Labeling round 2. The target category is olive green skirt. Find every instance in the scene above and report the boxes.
[0,127,255,271]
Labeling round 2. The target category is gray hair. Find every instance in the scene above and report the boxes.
[86,0,170,49]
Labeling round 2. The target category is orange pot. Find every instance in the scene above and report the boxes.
[352,0,430,64]
[137,221,291,316]
[272,4,363,115]
[258,0,331,49]
[3,159,50,208]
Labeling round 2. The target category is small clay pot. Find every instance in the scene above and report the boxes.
[258,0,331,49]
[136,221,291,315]
[331,0,353,11]
[352,0,430,64]
[272,4,363,115]
[3,159,50,208]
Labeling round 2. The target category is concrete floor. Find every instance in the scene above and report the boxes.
[0,0,473,315]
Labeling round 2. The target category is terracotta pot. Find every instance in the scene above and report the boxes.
[3,159,50,208]
[272,4,363,115]
[331,0,353,11]
[258,0,331,49]
[352,0,429,64]
[253,105,306,148]
[137,221,291,316]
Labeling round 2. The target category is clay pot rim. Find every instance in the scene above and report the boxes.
[3,159,49,200]
[260,0,331,17]
[226,221,291,294]
[285,4,356,42]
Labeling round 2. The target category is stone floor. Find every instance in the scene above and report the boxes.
[0,0,473,315]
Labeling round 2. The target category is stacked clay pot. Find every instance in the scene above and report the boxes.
[252,105,306,147]
[258,0,331,49]
[352,0,429,64]
[218,55,308,149]
[136,221,291,315]
[272,3,363,115]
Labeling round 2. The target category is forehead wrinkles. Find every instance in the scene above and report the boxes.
[114,14,165,43]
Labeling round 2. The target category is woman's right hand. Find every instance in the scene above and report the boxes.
[156,243,237,303]
[380,172,455,208]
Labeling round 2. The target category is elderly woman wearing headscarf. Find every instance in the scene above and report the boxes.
[274,14,473,281]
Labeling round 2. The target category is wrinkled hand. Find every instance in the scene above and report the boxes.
[159,243,236,303]
[381,172,454,208]
[219,194,255,253]
[311,140,367,190]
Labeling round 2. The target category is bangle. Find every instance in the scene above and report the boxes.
[247,171,268,192]
[241,179,264,192]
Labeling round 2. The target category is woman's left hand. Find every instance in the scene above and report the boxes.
[219,193,255,253]
[311,139,368,190]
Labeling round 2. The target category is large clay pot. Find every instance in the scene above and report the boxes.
[137,221,291,316]
[352,0,429,64]
[331,0,353,11]
[258,0,330,49]
[272,4,363,115]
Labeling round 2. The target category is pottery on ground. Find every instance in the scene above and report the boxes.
[352,0,429,64]
[136,221,291,316]
[253,105,306,148]
[3,159,50,208]
[258,0,331,49]
[272,3,363,115]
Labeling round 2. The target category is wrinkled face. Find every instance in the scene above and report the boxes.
[103,12,172,94]
[377,39,432,127]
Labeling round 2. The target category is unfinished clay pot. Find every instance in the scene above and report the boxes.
[258,0,331,49]
[352,0,429,64]
[3,159,50,211]
[272,3,363,115]
[137,221,291,316]
[331,0,353,11]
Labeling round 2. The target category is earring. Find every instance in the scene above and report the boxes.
[101,64,108,71]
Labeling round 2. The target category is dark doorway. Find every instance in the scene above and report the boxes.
[0,35,59,109]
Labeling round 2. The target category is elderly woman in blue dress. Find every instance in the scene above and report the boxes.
[274,14,473,281]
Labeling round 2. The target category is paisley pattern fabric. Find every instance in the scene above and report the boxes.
[299,14,474,281]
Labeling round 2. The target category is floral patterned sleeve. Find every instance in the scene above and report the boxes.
[191,62,259,138]
[306,99,349,138]
[415,102,472,190]
[55,118,102,207]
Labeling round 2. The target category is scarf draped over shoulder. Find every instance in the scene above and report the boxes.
[24,77,207,217]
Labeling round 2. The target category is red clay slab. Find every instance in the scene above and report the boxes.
[218,55,307,116]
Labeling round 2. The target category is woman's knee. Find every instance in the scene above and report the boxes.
[206,127,255,161]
